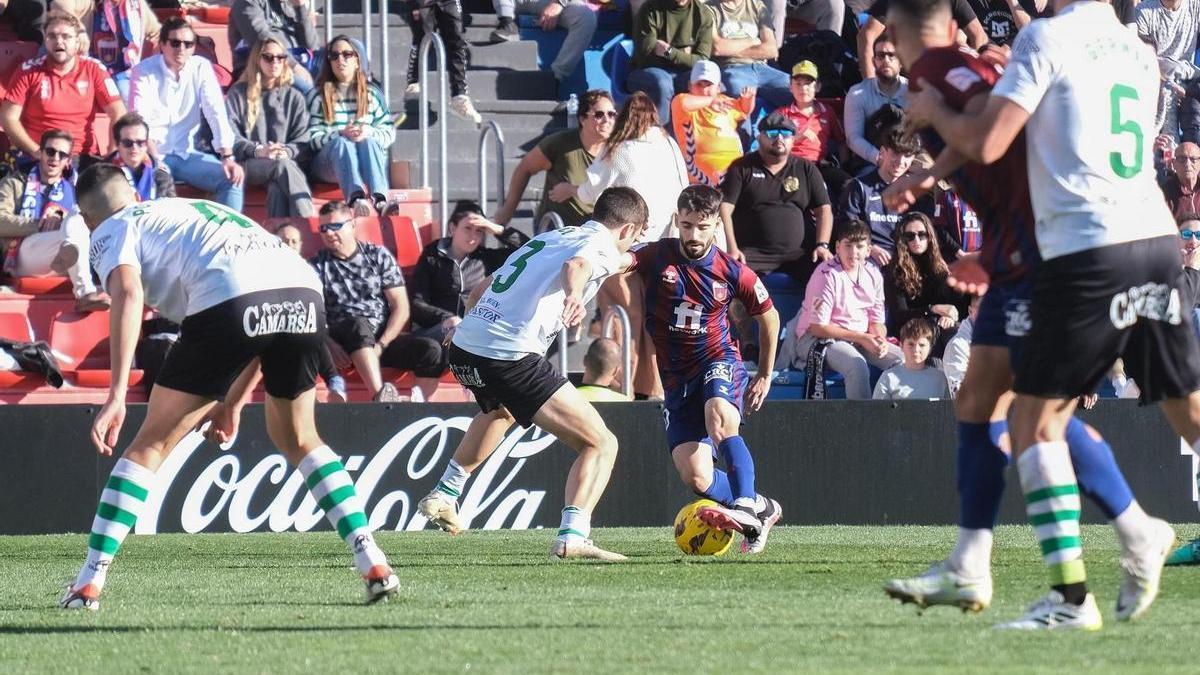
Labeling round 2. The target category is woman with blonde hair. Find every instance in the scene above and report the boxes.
[307,35,396,217]
[226,37,315,218]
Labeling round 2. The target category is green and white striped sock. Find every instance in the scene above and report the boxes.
[1017,442,1087,596]
[299,446,387,575]
[557,506,590,542]
[434,460,470,500]
[74,458,155,592]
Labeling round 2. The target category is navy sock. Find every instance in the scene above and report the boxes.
[957,421,1010,529]
[698,469,734,506]
[1066,417,1133,520]
[718,436,756,501]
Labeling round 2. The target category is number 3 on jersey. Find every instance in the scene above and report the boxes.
[491,240,546,293]
[1109,84,1143,179]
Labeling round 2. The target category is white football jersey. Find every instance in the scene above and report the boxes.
[452,221,622,360]
[89,198,321,323]
[991,1,1176,260]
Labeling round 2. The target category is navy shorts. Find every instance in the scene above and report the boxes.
[971,279,1033,369]
[662,360,748,451]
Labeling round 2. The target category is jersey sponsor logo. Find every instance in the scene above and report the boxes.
[1109,283,1183,330]
[704,361,733,384]
[1004,298,1031,337]
[449,363,485,388]
[753,278,769,304]
[712,281,729,303]
[945,66,982,92]
[89,233,113,267]
[242,301,319,337]
[662,267,678,284]
[672,301,705,333]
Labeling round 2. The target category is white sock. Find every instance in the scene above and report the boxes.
[298,446,388,575]
[75,458,156,592]
[1112,500,1153,554]
[557,506,590,541]
[946,528,993,579]
[434,460,470,500]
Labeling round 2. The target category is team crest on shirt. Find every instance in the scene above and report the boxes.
[783,176,800,193]
[662,267,678,284]
[712,281,729,303]
[76,79,89,94]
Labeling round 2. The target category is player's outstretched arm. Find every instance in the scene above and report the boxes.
[560,256,594,327]
[745,306,781,413]
[882,146,967,213]
[907,83,1029,165]
[92,265,144,455]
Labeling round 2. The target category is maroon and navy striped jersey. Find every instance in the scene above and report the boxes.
[630,239,773,390]
[908,45,1041,284]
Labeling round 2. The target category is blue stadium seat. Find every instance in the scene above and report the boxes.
[762,272,805,327]
[599,36,635,105]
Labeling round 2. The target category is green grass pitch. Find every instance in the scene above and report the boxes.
[3,525,1200,673]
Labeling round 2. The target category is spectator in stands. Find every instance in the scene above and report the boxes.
[1136,0,1200,138]
[228,0,317,92]
[932,183,981,253]
[108,112,174,201]
[627,0,714,126]
[487,0,597,87]
[883,212,968,357]
[404,0,481,124]
[872,317,951,400]
[858,0,986,79]
[0,129,108,311]
[1178,215,1200,333]
[844,32,908,167]
[1163,141,1200,218]
[275,221,303,253]
[308,35,395,218]
[840,125,936,266]
[708,0,790,110]
[52,0,160,99]
[226,38,315,218]
[0,0,46,42]
[671,60,755,187]
[943,294,980,394]
[495,89,614,230]
[311,200,444,402]
[782,0,843,36]
[967,0,1044,46]
[130,17,245,210]
[409,200,529,341]
[777,60,851,202]
[781,219,902,399]
[551,91,688,243]
[577,337,632,402]
[720,110,833,281]
[1,12,125,167]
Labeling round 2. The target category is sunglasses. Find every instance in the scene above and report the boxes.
[874,51,898,60]
[260,52,289,64]
[1182,229,1199,240]
[41,147,70,160]
[901,231,929,242]
[167,38,196,49]
[588,110,617,121]
[1178,156,1200,165]
[319,221,349,233]
[329,50,358,62]
[119,138,148,149]
[762,129,794,139]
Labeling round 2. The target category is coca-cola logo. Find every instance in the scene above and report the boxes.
[133,415,558,535]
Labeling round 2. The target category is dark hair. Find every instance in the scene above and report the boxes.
[40,129,73,149]
[159,16,194,43]
[274,221,301,234]
[583,337,621,376]
[111,112,149,142]
[592,186,649,230]
[891,212,949,298]
[1178,213,1200,224]
[866,104,904,147]
[603,92,659,160]
[899,317,936,343]
[676,185,722,218]
[875,31,895,51]
[879,124,921,156]
[319,200,351,216]
[836,219,872,244]
[449,200,483,227]
[579,89,614,119]
[76,163,129,201]
[887,0,952,24]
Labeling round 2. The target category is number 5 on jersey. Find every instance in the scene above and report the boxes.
[1109,84,1143,179]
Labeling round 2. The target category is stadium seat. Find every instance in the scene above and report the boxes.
[0,41,40,99]
[12,276,72,296]
[380,215,425,271]
[601,36,634,105]
[48,309,143,387]
[0,311,34,342]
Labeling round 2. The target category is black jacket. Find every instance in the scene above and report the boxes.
[408,228,529,330]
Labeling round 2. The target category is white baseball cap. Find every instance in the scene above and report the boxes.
[690,60,721,85]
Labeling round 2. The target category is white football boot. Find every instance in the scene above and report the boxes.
[418,490,463,535]
[1116,518,1176,622]
[58,583,100,611]
[549,538,628,562]
[884,561,993,613]
[364,565,399,604]
[994,591,1102,631]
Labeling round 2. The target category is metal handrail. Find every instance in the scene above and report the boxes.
[557,330,569,376]
[362,0,372,67]
[537,212,565,234]
[324,0,332,45]
[378,0,390,104]
[418,33,449,235]
[602,305,633,396]
[477,121,506,214]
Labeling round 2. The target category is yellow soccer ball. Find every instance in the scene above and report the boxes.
[674,499,734,556]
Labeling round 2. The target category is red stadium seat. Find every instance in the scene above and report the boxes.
[12,276,72,296]
[0,41,39,99]
[48,310,143,387]
[0,312,34,342]
[380,215,425,271]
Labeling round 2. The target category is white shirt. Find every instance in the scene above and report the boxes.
[128,54,236,157]
[943,317,973,393]
[576,128,689,244]
[452,222,622,360]
[89,198,321,322]
[992,2,1176,260]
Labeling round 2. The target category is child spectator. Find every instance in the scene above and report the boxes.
[873,317,952,400]
[308,35,395,218]
[671,60,754,187]
[777,60,850,201]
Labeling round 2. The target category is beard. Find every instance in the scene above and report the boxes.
[681,240,711,259]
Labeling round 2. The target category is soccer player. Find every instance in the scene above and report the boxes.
[629,185,782,553]
[904,0,1200,630]
[880,0,1171,626]
[417,187,648,561]
[57,165,399,611]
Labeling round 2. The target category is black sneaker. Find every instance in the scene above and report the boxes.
[490,17,519,43]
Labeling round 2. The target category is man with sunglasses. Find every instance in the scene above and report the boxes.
[129,16,245,211]
[0,129,109,312]
[106,112,175,202]
[844,33,909,168]
[1,11,125,168]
